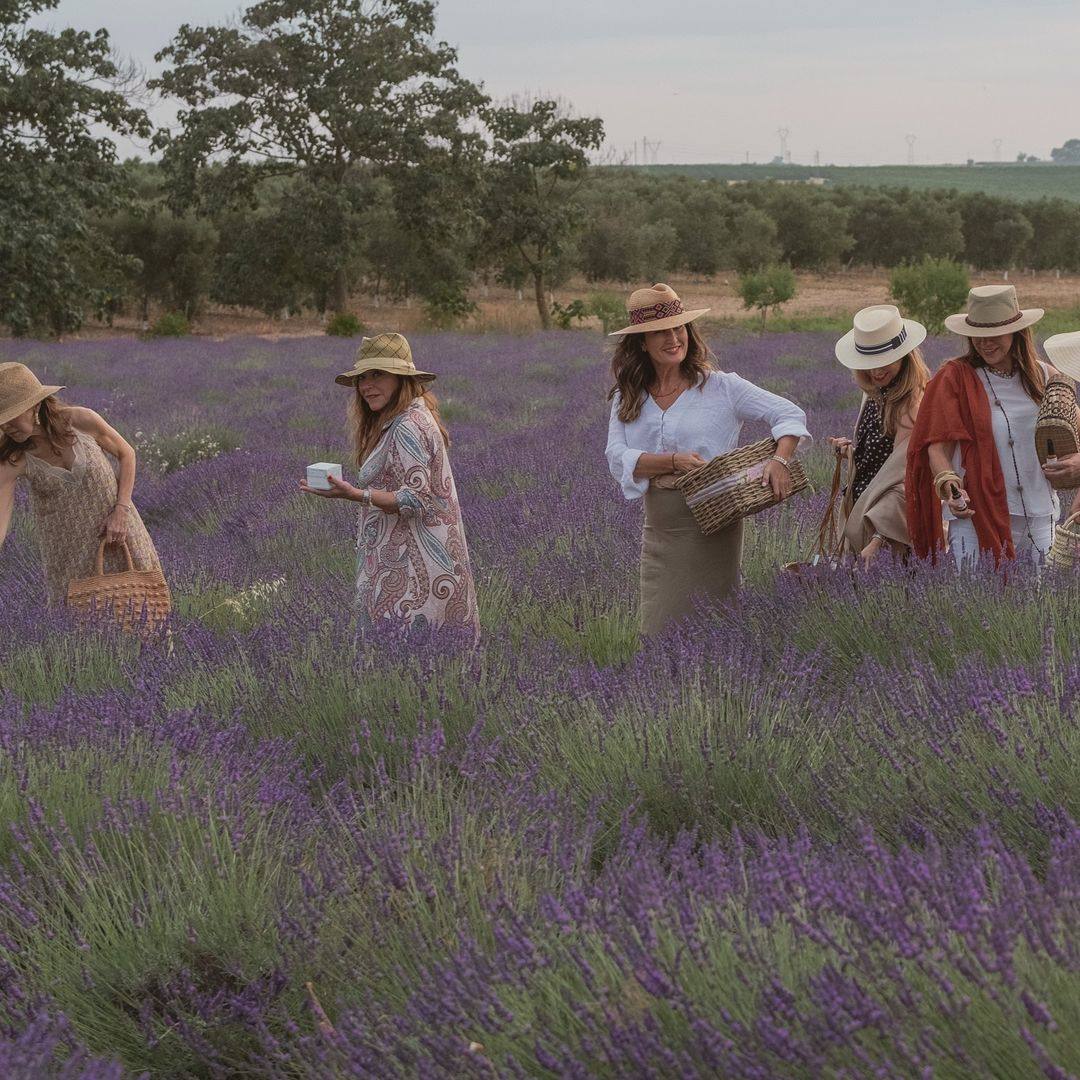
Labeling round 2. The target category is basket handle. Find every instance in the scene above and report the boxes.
[814,447,851,558]
[96,538,135,575]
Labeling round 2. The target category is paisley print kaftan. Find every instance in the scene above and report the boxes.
[354,401,480,636]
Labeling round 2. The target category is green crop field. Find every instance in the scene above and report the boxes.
[634,162,1080,203]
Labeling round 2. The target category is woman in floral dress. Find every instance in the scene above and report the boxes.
[0,363,163,606]
[301,333,480,637]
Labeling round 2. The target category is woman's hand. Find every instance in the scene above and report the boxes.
[672,452,707,474]
[860,535,884,569]
[299,475,362,501]
[101,505,129,545]
[762,459,794,501]
[945,487,975,519]
[827,436,852,455]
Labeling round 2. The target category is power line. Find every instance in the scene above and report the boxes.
[905,134,916,165]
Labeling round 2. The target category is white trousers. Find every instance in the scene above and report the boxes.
[948,514,1055,571]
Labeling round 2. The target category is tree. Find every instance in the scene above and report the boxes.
[151,0,486,313]
[1050,139,1080,164]
[0,0,149,335]
[846,191,963,267]
[762,187,852,269]
[482,98,603,328]
[726,205,781,274]
[957,193,1034,269]
[889,257,970,333]
[738,265,796,332]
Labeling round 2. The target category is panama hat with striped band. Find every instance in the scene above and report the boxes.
[834,305,927,370]
[1044,331,1080,382]
[944,284,1043,338]
[335,333,435,386]
[0,363,65,427]
[608,283,710,337]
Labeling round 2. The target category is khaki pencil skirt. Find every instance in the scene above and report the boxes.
[639,487,744,637]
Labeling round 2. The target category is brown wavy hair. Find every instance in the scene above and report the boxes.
[853,348,931,437]
[0,396,76,465]
[958,326,1045,404]
[348,375,450,466]
[607,321,716,422]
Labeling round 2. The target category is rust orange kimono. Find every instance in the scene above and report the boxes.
[906,359,1013,562]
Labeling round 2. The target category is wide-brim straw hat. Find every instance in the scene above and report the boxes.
[335,333,435,386]
[944,284,1043,338]
[1044,331,1080,382]
[834,305,927,370]
[0,362,64,426]
[608,283,710,336]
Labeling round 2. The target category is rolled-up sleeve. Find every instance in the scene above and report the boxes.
[605,396,649,500]
[727,373,812,448]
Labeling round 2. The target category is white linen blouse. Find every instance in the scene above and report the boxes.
[605,370,812,500]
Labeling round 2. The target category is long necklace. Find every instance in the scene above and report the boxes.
[980,369,1050,557]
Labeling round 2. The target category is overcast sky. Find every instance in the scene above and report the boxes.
[40,0,1080,165]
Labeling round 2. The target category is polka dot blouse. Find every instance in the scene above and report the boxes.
[851,391,895,503]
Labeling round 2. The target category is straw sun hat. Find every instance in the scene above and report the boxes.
[335,333,435,386]
[944,284,1044,338]
[1044,331,1080,382]
[834,305,927,371]
[0,363,64,427]
[608,283,710,337]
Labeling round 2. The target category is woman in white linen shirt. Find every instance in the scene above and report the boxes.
[605,283,810,636]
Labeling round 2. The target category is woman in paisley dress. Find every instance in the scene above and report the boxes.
[0,363,163,606]
[300,333,480,637]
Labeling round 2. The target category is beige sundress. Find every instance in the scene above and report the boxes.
[24,429,162,606]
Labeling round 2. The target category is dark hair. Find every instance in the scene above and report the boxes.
[607,321,715,422]
[0,396,75,465]
[958,326,1045,404]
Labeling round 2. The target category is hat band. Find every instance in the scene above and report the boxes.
[629,299,684,326]
[966,310,1022,329]
[855,326,907,356]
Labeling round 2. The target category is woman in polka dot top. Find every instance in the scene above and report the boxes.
[827,305,930,566]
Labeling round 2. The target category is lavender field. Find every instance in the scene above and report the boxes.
[3,330,1080,1078]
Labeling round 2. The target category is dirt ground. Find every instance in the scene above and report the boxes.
[57,268,1080,340]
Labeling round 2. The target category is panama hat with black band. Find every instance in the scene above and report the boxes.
[834,305,927,370]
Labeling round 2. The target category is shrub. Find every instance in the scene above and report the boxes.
[147,311,190,337]
[890,257,970,333]
[738,264,797,331]
[422,285,476,330]
[325,312,365,337]
[134,425,241,474]
[587,292,626,334]
[550,299,589,330]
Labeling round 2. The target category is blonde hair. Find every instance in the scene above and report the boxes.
[853,348,931,437]
[959,326,1045,404]
[348,375,449,466]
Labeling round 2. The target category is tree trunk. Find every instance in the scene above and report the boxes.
[331,267,348,314]
[533,270,551,329]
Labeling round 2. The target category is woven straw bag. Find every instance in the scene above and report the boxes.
[66,539,171,632]
[674,438,809,536]
[1035,374,1079,483]
[1048,512,1080,570]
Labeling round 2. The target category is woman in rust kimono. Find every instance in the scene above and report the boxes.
[301,333,480,638]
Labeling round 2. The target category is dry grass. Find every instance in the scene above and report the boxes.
[49,268,1080,340]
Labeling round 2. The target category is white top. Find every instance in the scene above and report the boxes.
[605,370,811,500]
[948,363,1058,520]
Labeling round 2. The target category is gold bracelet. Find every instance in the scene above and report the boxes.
[932,470,963,501]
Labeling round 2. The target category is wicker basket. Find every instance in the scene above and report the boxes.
[1035,374,1079,482]
[66,540,171,632]
[1048,512,1080,570]
[675,438,809,536]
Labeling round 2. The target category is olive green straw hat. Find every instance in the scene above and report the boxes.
[0,363,64,426]
[335,333,436,386]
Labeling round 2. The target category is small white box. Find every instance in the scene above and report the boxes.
[306,461,343,490]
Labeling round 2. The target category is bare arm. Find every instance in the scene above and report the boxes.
[927,440,974,518]
[633,451,707,479]
[70,407,138,543]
